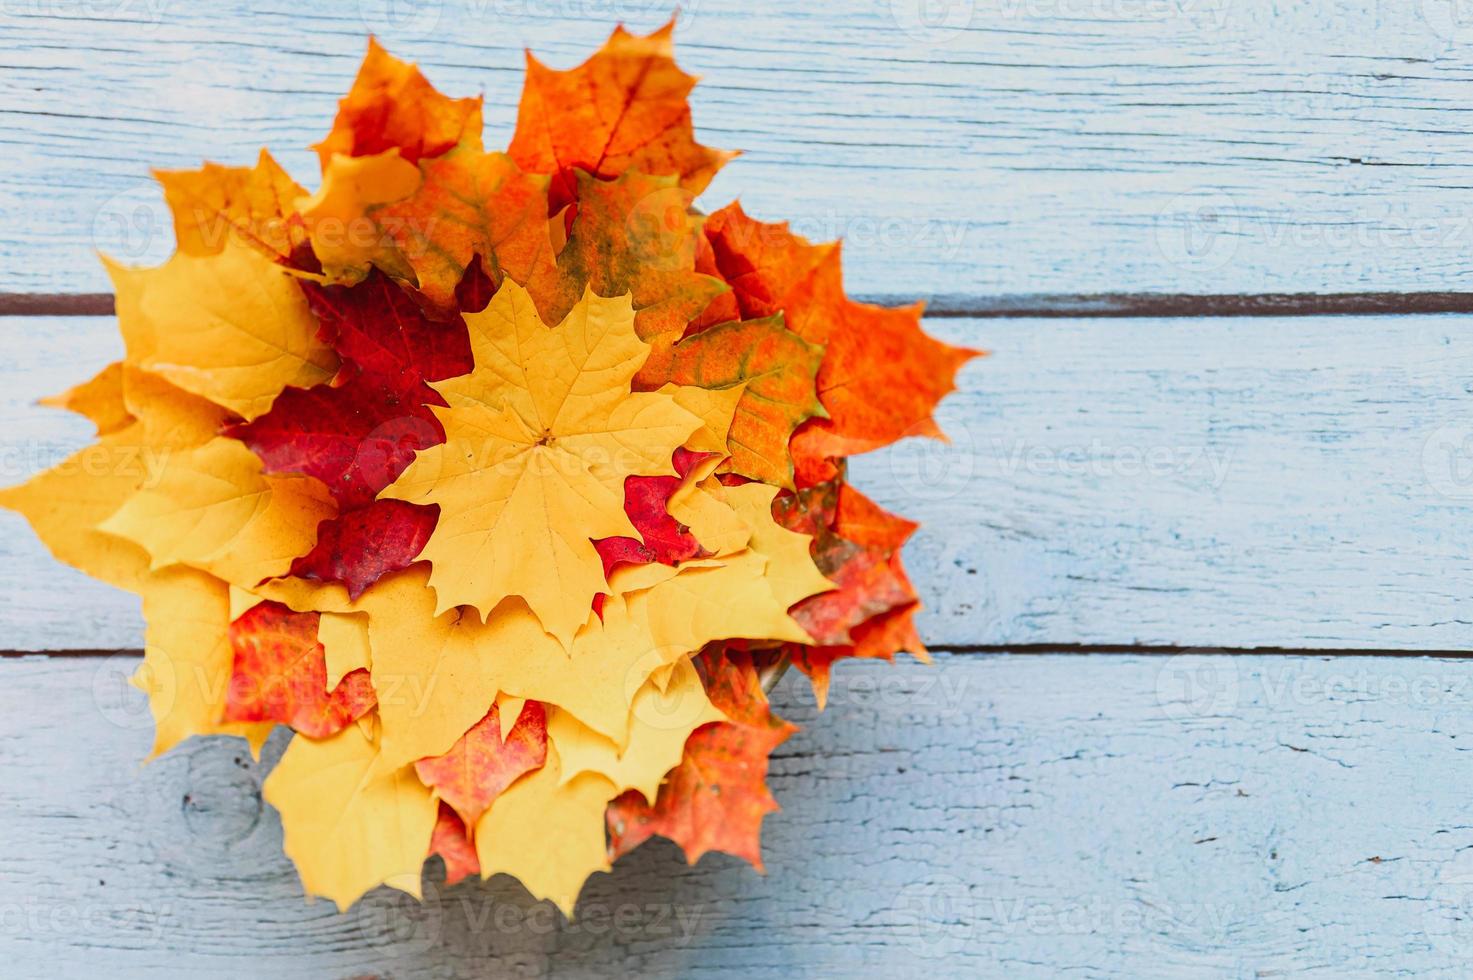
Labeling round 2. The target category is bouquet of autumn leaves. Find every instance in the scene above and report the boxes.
[2,23,975,915]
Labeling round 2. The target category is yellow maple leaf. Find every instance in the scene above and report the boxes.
[133,565,273,758]
[39,361,132,437]
[104,239,336,420]
[318,611,371,692]
[99,436,335,589]
[547,655,725,804]
[263,722,438,911]
[381,279,700,647]
[0,423,155,594]
[355,507,827,774]
[661,381,745,455]
[121,366,232,451]
[154,149,308,262]
[298,149,422,283]
[473,743,615,918]
[666,453,750,556]
[356,568,664,770]
[724,481,837,612]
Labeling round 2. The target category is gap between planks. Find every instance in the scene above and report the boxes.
[8,645,1473,659]
[9,293,1473,319]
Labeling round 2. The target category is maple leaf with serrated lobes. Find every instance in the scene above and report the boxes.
[380,280,702,647]
[228,272,472,595]
[98,436,335,590]
[549,655,725,805]
[509,18,736,214]
[606,647,796,871]
[775,480,919,647]
[700,202,982,484]
[475,743,616,918]
[353,494,825,775]
[316,37,483,169]
[414,700,548,832]
[105,239,337,422]
[652,314,826,489]
[155,150,311,266]
[222,601,376,739]
[264,723,438,911]
[775,480,929,708]
[537,169,728,364]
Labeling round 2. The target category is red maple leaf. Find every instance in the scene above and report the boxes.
[593,448,713,577]
[221,601,376,738]
[414,700,548,832]
[287,499,436,601]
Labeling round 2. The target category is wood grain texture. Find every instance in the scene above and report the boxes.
[3,313,1470,652]
[6,651,1473,977]
[6,1,1473,300]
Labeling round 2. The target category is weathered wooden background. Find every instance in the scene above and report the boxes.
[4,1,1473,976]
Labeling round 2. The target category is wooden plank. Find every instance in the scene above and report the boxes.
[5,651,1473,976]
[3,313,1471,652]
[6,2,1473,299]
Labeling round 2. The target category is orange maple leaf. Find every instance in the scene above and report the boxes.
[536,169,727,358]
[154,150,309,264]
[606,648,795,871]
[222,601,377,739]
[413,700,548,832]
[778,481,931,708]
[375,148,555,314]
[428,802,481,886]
[316,37,482,168]
[701,202,982,484]
[654,314,824,489]
[509,19,736,213]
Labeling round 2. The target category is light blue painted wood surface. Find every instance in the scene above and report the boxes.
[4,313,1472,652]
[6,1,1473,298]
[8,652,1473,977]
[1,2,1471,977]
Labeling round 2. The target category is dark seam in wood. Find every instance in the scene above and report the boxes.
[930,643,1473,657]
[900,293,1473,318]
[8,645,1473,659]
[8,292,1473,319]
[0,294,115,316]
